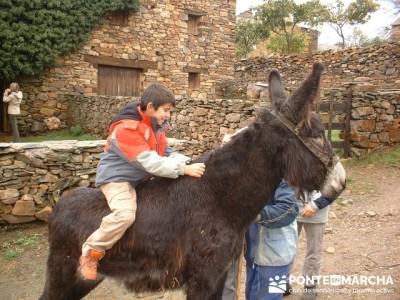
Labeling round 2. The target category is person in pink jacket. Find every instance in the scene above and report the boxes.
[3,82,22,142]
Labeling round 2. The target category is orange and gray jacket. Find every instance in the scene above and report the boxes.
[95,103,190,187]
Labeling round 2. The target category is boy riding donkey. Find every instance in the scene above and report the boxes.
[79,83,206,280]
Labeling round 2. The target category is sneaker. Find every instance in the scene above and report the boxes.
[283,282,292,296]
[79,249,104,280]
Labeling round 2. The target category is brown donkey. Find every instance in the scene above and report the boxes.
[40,63,345,300]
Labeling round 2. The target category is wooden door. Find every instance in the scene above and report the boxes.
[98,65,141,96]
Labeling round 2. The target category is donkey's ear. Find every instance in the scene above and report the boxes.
[268,69,287,112]
[287,63,324,124]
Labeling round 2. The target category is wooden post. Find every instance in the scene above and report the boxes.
[343,85,353,158]
[328,90,334,142]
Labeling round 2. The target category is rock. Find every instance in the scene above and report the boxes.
[225,113,241,123]
[78,180,91,187]
[0,214,36,224]
[39,173,59,183]
[35,206,52,223]
[385,67,396,76]
[351,120,375,132]
[247,84,262,99]
[366,210,377,217]
[40,107,56,117]
[21,194,34,201]
[31,121,44,132]
[44,117,61,130]
[12,200,35,216]
[326,247,335,254]
[352,107,375,119]
[0,189,19,204]
[354,77,371,82]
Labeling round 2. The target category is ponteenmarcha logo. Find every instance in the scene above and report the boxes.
[268,275,287,293]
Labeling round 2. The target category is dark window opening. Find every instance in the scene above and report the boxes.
[188,72,200,90]
[188,14,201,35]
[109,10,129,26]
[0,79,9,133]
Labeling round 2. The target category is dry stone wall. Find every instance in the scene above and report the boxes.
[17,0,236,134]
[0,141,104,224]
[2,88,400,224]
[1,98,262,224]
[230,42,400,99]
[69,95,262,155]
[350,88,400,156]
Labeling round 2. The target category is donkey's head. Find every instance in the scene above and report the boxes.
[266,63,346,197]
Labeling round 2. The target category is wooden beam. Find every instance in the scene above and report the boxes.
[183,66,208,74]
[84,55,157,70]
[323,123,345,130]
[184,9,206,16]
[319,102,347,113]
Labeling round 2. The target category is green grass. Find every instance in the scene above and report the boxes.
[1,232,41,260]
[19,128,98,143]
[345,145,400,168]
[326,129,342,142]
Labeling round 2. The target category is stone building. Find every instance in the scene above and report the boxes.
[0,0,236,134]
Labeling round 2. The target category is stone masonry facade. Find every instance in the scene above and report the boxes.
[230,42,400,98]
[16,0,236,134]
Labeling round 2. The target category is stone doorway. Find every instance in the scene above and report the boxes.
[0,79,9,134]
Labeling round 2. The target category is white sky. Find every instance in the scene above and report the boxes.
[236,0,398,47]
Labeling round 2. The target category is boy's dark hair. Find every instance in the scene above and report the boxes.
[140,83,175,111]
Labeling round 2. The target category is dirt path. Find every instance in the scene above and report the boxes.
[0,162,399,300]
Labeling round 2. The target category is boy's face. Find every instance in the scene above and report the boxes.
[145,103,174,125]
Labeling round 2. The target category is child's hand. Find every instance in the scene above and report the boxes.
[184,163,206,178]
[301,203,317,217]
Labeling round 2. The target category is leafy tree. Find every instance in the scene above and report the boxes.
[235,20,269,58]
[267,30,308,54]
[346,27,387,47]
[0,0,139,80]
[255,0,325,54]
[322,0,379,48]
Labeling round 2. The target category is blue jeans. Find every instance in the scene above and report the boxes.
[245,263,290,300]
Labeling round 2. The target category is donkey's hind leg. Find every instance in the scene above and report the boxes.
[41,250,102,300]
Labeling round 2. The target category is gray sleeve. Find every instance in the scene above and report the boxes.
[136,150,186,178]
[168,151,191,164]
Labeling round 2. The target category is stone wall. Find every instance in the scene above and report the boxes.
[1,89,400,224]
[0,141,104,224]
[69,95,261,155]
[16,0,236,134]
[230,42,400,99]
[350,88,400,156]
[1,96,261,224]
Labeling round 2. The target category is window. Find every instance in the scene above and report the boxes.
[188,72,200,90]
[188,14,201,35]
[109,10,129,26]
[98,65,141,96]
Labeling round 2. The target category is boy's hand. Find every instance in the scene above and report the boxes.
[301,203,317,217]
[184,163,206,178]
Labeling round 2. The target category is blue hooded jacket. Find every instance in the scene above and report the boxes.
[245,180,299,267]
